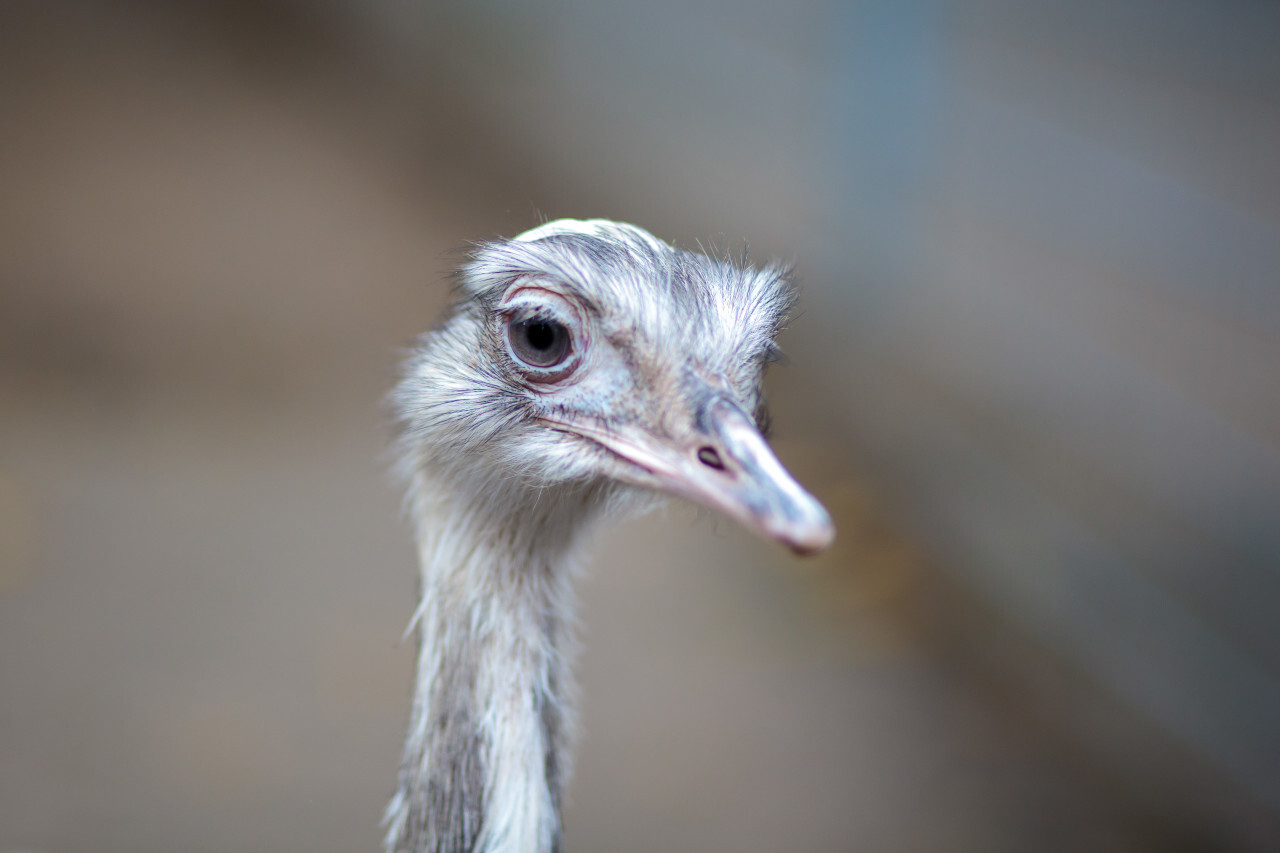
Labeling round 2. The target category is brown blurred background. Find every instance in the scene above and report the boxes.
[2,2,1278,851]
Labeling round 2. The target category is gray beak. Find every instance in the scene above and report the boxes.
[554,395,835,555]
[678,395,835,555]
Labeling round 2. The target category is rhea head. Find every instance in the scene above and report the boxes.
[394,218,833,554]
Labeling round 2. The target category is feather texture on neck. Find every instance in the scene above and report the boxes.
[384,469,620,853]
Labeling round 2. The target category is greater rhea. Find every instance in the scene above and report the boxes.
[385,219,833,853]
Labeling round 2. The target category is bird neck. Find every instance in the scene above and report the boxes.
[386,471,603,853]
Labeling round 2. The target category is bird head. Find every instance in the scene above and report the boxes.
[396,219,833,555]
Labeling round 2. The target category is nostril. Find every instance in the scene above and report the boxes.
[697,446,725,470]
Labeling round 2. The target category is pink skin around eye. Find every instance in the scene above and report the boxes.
[500,285,590,386]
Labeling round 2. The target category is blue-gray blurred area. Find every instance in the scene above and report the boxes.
[1,1,1278,851]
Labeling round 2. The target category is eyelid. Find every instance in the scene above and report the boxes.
[498,286,591,384]
[502,281,585,314]
[508,305,562,325]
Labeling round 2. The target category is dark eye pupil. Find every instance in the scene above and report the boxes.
[525,321,556,351]
[509,317,571,369]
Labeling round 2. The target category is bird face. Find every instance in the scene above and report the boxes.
[400,219,834,555]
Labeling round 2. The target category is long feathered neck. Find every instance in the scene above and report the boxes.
[385,469,608,853]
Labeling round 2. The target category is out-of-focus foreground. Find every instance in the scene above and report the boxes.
[1,2,1277,851]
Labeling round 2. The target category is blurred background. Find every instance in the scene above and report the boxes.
[2,1,1278,851]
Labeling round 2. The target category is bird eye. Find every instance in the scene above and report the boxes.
[508,316,572,370]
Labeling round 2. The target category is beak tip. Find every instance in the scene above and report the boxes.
[786,524,836,556]
[773,507,835,556]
